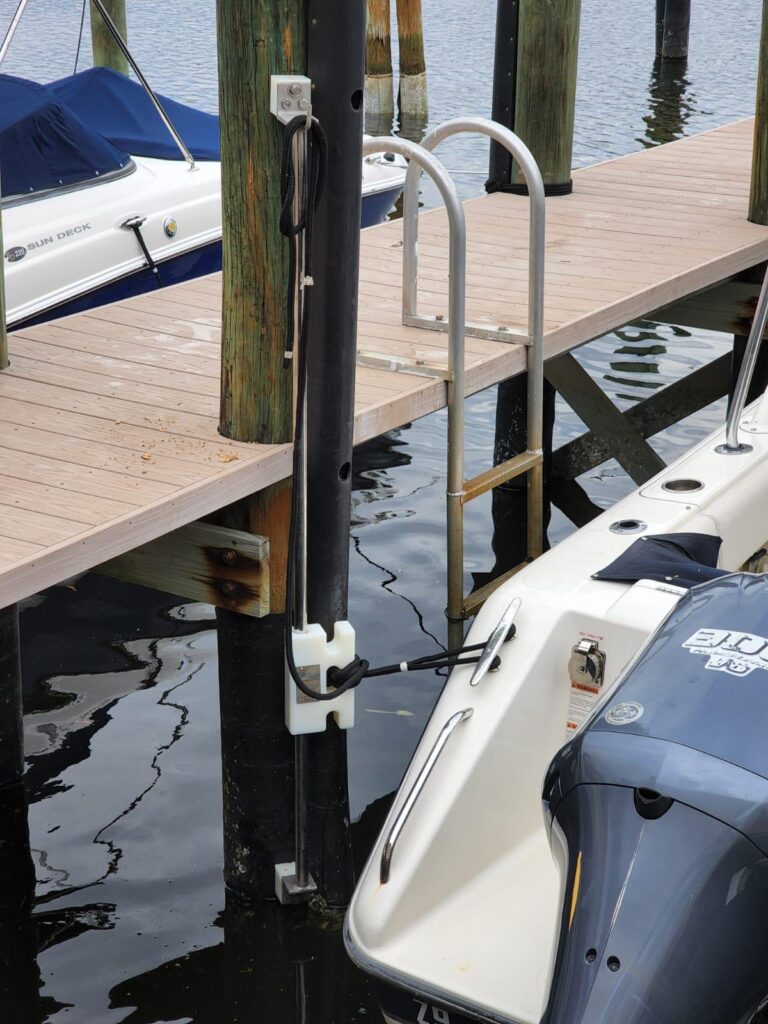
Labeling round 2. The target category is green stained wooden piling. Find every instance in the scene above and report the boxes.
[396,0,428,121]
[217,0,304,443]
[512,0,580,191]
[215,0,306,903]
[751,0,768,225]
[366,0,394,124]
[90,1,129,76]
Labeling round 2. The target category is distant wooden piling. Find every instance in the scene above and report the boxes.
[750,0,768,225]
[396,0,427,122]
[658,0,691,61]
[215,0,305,901]
[366,0,394,125]
[655,0,665,56]
[90,0,129,75]
[512,0,580,192]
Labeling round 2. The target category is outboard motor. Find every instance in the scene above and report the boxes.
[542,573,768,1024]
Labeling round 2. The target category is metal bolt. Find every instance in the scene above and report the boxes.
[281,98,292,110]
[220,549,238,566]
[288,82,303,96]
[221,581,237,595]
[436,314,445,321]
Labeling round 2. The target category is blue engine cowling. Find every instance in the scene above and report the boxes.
[542,573,768,1024]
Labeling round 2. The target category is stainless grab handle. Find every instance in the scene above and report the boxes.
[380,707,474,884]
[722,266,768,452]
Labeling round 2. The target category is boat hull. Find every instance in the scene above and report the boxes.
[346,394,768,1024]
[6,158,404,331]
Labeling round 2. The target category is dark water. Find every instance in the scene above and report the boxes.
[0,0,763,1020]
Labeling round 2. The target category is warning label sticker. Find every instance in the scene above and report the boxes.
[566,680,601,740]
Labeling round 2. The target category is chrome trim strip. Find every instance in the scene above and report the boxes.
[380,707,473,884]
[2,160,137,210]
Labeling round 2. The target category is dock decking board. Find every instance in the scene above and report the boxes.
[0,117,765,607]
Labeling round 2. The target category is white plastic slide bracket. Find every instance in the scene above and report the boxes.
[270,75,312,125]
[285,621,356,735]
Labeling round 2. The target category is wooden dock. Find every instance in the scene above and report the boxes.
[0,117,765,608]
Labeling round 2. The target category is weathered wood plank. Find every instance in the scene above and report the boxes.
[96,521,269,616]
[652,279,759,336]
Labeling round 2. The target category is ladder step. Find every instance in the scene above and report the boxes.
[462,450,543,504]
[462,561,529,618]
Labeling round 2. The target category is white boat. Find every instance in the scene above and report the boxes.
[1,67,407,330]
[346,280,768,1023]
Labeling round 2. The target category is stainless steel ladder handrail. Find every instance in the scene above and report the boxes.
[400,118,546,641]
[720,265,768,453]
[380,707,474,883]
[363,137,469,645]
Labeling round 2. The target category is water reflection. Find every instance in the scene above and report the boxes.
[0,777,393,1023]
[107,898,381,1024]
[640,56,697,148]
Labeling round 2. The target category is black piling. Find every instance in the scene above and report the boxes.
[657,0,691,61]
[0,604,37,1010]
[0,605,23,791]
[486,380,556,579]
[486,0,519,192]
[304,0,366,910]
[217,612,294,900]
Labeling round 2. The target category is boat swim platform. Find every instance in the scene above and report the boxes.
[0,116,766,608]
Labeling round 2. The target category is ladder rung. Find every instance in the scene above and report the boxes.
[462,562,529,618]
[462,451,542,504]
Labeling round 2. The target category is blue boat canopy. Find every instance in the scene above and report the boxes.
[50,67,220,162]
[0,73,130,200]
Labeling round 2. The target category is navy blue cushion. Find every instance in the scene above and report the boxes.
[593,533,728,589]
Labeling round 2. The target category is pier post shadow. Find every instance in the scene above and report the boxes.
[480,377,555,589]
[0,604,41,1020]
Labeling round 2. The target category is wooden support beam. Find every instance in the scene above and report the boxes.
[512,0,580,192]
[652,279,760,337]
[366,0,394,126]
[550,476,603,528]
[545,352,666,485]
[552,352,730,483]
[396,0,427,121]
[95,521,269,616]
[659,0,690,61]
[90,0,129,75]
[215,0,305,903]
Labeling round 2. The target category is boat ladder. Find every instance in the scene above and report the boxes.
[361,120,545,644]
